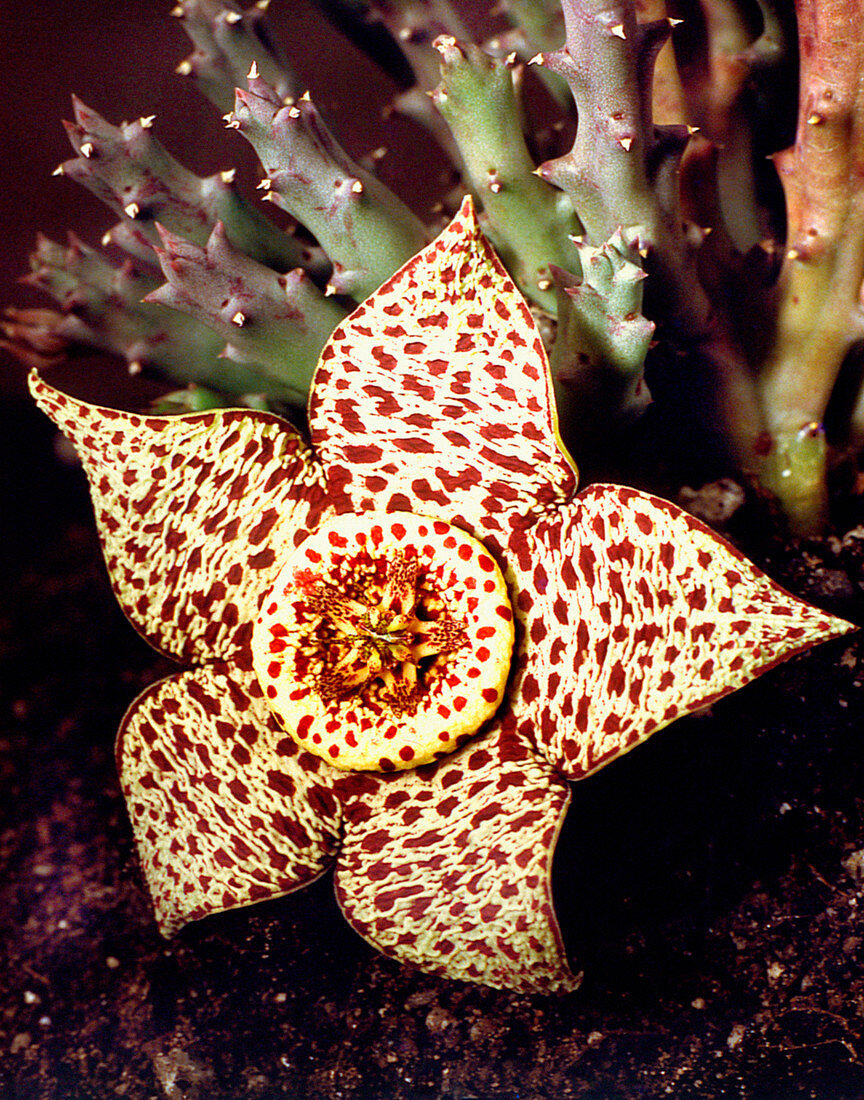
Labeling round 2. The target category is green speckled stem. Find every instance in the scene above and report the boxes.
[231,75,430,301]
[148,222,347,406]
[432,38,581,312]
[62,98,310,274]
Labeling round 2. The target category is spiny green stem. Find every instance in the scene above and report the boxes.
[431,36,581,312]
[536,0,762,468]
[172,0,300,113]
[148,221,347,406]
[550,230,653,457]
[20,233,250,392]
[231,73,430,300]
[61,97,312,273]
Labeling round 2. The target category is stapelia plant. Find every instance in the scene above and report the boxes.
[31,201,852,993]
[9,0,864,534]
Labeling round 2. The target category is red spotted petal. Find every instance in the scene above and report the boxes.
[507,485,855,779]
[118,663,341,935]
[30,372,332,664]
[332,719,578,993]
[309,196,577,549]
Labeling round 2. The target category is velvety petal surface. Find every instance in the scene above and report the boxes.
[309,196,578,548]
[506,485,855,779]
[118,663,342,935]
[332,719,577,994]
[30,372,332,663]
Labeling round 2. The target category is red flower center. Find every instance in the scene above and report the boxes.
[252,512,514,771]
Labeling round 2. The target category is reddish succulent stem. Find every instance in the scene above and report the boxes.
[757,0,864,532]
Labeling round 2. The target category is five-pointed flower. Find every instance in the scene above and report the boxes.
[31,198,852,994]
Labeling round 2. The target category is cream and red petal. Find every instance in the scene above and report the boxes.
[30,372,333,664]
[309,196,578,550]
[506,484,856,780]
[117,662,342,936]
[331,718,578,994]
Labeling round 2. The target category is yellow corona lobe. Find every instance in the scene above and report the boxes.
[251,513,514,771]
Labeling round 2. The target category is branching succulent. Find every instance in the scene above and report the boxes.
[13,0,862,992]
[8,0,864,534]
[29,202,853,991]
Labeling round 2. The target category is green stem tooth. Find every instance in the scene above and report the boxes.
[173,0,300,113]
[432,37,581,312]
[232,76,430,301]
[148,221,347,406]
[62,97,310,273]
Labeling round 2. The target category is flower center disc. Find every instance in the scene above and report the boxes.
[252,512,514,771]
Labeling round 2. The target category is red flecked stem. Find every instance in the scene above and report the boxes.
[757,0,864,533]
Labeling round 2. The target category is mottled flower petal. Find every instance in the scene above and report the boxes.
[118,663,342,935]
[310,196,577,548]
[507,485,855,779]
[333,720,577,993]
[30,372,332,663]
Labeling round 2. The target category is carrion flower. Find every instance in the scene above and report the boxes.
[31,198,853,993]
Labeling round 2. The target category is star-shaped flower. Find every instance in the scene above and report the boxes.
[31,198,852,994]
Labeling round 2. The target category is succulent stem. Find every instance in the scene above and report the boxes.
[550,231,653,459]
[432,37,582,312]
[756,0,864,533]
[172,0,300,112]
[62,98,312,273]
[536,0,761,467]
[231,73,430,300]
[21,233,237,388]
[147,221,347,406]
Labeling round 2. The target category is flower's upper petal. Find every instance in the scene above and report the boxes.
[30,372,333,664]
[309,196,578,549]
[507,485,855,779]
[332,718,578,994]
[118,662,342,936]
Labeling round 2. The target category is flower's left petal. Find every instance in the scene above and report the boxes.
[30,372,332,664]
[310,196,577,550]
[508,485,855,779]
[332,720,578,994]
[118,663,342,936]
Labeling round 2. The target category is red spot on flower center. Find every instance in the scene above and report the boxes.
[252,513,514,773]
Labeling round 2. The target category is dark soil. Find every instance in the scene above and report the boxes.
[3,399,864,1100]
